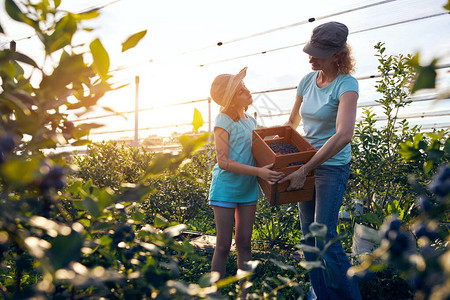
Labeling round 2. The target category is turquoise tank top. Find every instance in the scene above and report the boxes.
[208,113,260,203]
[298,71,359,165]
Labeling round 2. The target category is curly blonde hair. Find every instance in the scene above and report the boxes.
[335,44,355,75]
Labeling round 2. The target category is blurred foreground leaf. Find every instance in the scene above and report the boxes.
[122,30,147,52]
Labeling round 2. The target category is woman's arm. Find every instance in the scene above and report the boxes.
[284,94,303,129]
[279,90,359,190]
[215,127,284,184]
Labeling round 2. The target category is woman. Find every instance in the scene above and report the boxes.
[279,22,362,300]
[208,67,284,295]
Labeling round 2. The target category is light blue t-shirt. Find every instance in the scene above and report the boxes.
[208,113,260,203]
[298,71,359,165]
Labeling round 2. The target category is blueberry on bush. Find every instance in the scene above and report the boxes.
[388,231,409,256]
[428,164,450,198]
[0,134,17,153]
[39,166,66,191]
[417,196,433,213]
[381,217,402,239]
[112,224,135,245]
[380,217,411,256]
[0,133,17,164]
[124,249,135,259]
[413,222,440,241]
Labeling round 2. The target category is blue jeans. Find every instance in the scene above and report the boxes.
[298,164,361,300]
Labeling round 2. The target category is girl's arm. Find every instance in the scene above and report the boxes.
[279,90,359,190]
[215,127,284,184]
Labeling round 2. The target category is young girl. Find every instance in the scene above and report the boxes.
[208,67,284,285]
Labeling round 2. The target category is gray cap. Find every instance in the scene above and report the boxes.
[303,22,348,59]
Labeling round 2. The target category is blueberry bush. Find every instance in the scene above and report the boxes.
[348,42,426,229]
[0,1,225,298]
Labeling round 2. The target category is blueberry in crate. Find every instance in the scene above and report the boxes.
[268,141,305,166]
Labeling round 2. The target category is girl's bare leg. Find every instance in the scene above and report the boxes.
[235,204,257,299]
[211,206,235,278]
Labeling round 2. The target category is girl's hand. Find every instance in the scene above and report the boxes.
[258,163,285,184]
[278,166,307,191]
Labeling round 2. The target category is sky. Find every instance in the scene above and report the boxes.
[0,0,449,143]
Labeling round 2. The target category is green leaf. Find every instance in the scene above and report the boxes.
[145,153,174,175]
[83,196,102,218]
[1,157,40,185]
[1,93,31,116]
[98,189,114,210]
[40,54,86,96]
[67,180,83,196]
[299,261,324,270]
[72,127,90,140]
[424,160,434,175]
[308,223,327,239]
[216,271,252,288]
[412,64,437,93]
[71,139,91,146]
[269,258,297,273]
[90,38,110,80]
[444,138,450,156]
[47,14,77,53]
[132,211,146,222]
[74,10,100,20]
[99,235,112,246]
[444,0,450,11]
[91,222,112,233]
[0,50,39,68]
[163,224,187,238]
[5,0,25,22]
[295,244,321,255]
[121,30,147,52]
[77,123,104,131]
[179,133,210,155]
[198,272,220,288]
[154,214,168,228]
[407,53,420,68]
[192,108,204,132]
[48,231,83,270]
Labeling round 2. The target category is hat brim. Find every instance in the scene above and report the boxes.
[221,67,247,111]
[303,42,341,59]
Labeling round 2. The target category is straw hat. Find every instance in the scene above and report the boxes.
[210,67,247,112]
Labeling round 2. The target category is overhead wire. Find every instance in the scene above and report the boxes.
[72,97,210,122]
[70,64,450,123]
[183,0,398,54]
[198,11,449,67]
[109,0,404,74]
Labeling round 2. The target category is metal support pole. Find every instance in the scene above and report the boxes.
[208,97,212,135]
[134,76,140,148]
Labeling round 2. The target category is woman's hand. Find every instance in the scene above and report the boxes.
[258,163,285,184]
[278,166,307,191]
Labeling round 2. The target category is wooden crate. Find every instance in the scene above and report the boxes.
[252,126,317,206]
